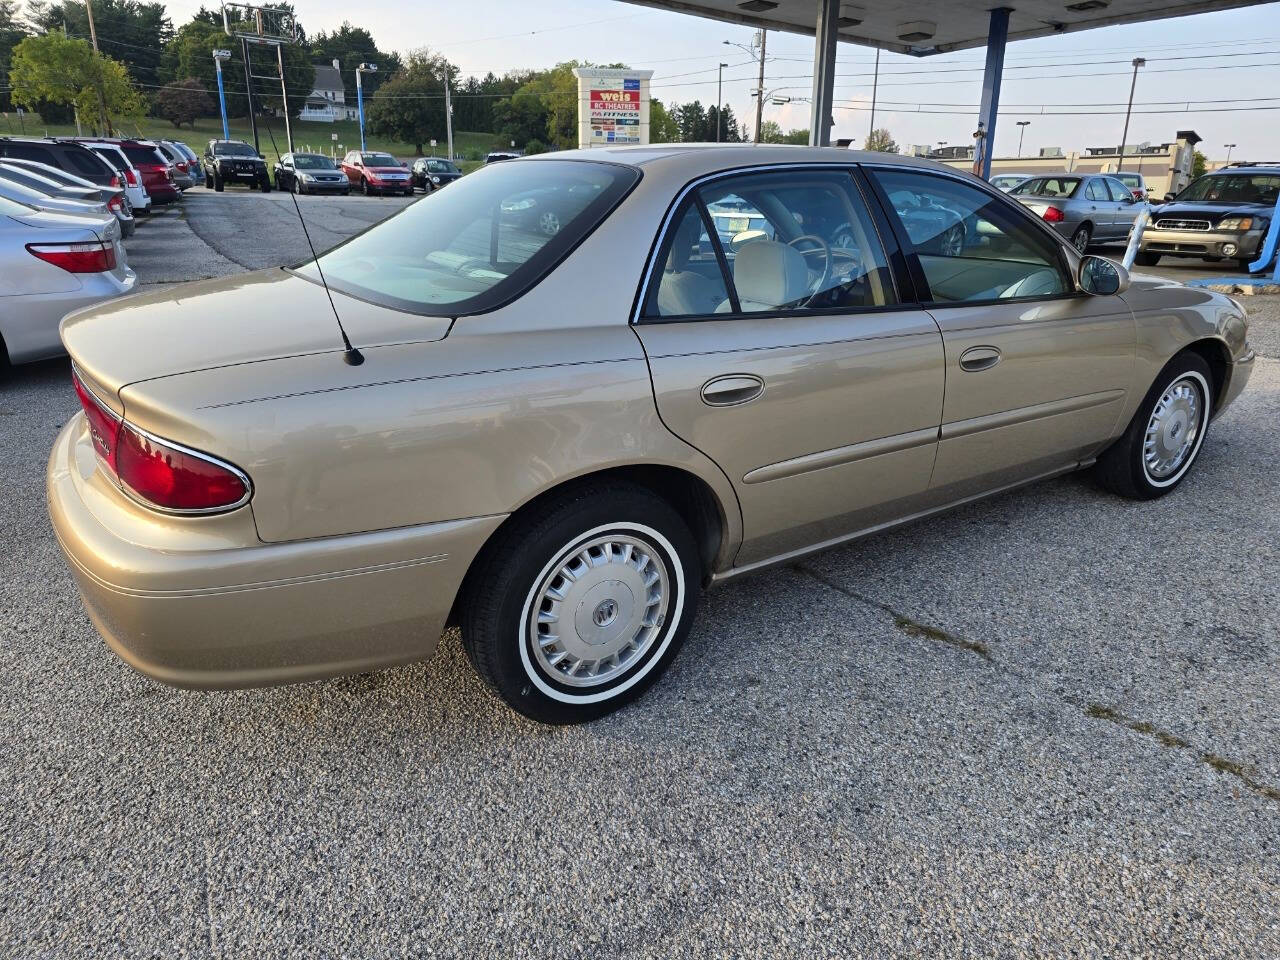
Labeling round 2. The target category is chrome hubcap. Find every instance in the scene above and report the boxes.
[1074,229,1089,252]
[528,534,670,688]
[1144,376,1202,480]
[540,212,561,235]
[943,225,963,256]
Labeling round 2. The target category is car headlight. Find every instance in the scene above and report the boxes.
[1217,216,1257,231]
[431,175,441,184]
[298,173,315,181]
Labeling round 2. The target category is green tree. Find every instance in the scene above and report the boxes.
[309,22,399,102]
[758,119,785,143]
[9,31,144,133]
[864,128,898,153]
[1192,149,1207,179]
[27,0,172,90]
[674,100,707,142]
[0,0,27,111]
[779,127,809,144]
[153,76,211,127]
[365,48,452,155]
[492,82,548,149]
[649,98,679,143]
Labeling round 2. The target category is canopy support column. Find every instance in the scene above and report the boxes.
[975,8,1011,180]
[808,0,839,146]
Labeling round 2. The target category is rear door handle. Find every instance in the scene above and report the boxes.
[701,374,765,406]
[959,346,1001,372]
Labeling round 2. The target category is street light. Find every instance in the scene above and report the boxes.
[355,62,377,152]
[1117,56,1145,172]
[212,49,231,141]
[1016,120,1030,158]
[716,62,728,142]
[1224,142,1237,164]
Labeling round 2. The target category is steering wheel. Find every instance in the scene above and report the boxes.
[787,234,832,305]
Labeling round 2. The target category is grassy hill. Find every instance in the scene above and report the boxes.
[4,113,508,172]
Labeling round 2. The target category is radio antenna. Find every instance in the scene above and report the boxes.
[224,2,363,365]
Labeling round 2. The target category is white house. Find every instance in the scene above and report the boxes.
[299,60,357,123]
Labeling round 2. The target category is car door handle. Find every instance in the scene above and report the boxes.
[959,346,1002,372]
[701,374,765,406]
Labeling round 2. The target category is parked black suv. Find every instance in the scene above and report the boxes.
[1137,163,1280,270]
[0,137,118,188]
[203,139,271,192]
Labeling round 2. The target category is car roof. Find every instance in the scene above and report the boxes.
[1207,165,1280,175]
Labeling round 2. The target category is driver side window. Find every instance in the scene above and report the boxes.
[643,169,896,320]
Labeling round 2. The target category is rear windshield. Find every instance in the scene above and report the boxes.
[64,146,110,178]
[293,154,336,169]
[123,145,167,166]
[1176,173,1280,204]
[300,159,638,316]
[1012,177,1081,198]
[89,146,128,172]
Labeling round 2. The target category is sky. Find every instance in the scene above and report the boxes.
[165,0,1280,160]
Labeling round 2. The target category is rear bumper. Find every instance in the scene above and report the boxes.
[1139,227,1264,259]
[48,414,503,689]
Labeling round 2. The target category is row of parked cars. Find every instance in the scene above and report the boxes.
[990,164,1280,271]
[0,134,204,369]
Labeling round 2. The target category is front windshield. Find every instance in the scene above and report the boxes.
[362,153,399,167]
[1012,177,1080,198]
[1176,173,1280,204]
[294,155,336,170]
[215,142,258,157]
[426,159,458,173]
[301,159,637,315]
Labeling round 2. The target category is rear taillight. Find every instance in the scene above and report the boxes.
[109,173,121,188]
[108,194,124,212]
[1132,189,1143,199]
[72,369,251,513]
[1042,206,1066,223]
[176,162,188,172]
[125,168,139,186]
[27,241,116,273]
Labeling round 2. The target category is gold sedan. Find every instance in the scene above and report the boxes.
[48,146,1254,723]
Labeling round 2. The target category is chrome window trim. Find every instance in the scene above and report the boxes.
[631,161,899,325]
[72,364,254,516]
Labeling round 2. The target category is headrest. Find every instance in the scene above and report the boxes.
[733,240,810,309]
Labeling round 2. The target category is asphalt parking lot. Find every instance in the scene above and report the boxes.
[1,189,1277,958]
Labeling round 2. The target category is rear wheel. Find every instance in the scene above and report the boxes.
[1134,251,1161,267]
[460,482,702,724]
[362,178,371,196]
[260,177,271,193]
[213,173,224,192]
[1071,224,1092,254]
[204,169,214,189]
[1094,353,1213,500]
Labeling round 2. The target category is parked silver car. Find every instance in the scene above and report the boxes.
[0,194,135,366]
[157,140,198,190]
[1010,174,1146,252]
[0,176,110,219]
[990,173,1032,192]
[81,141,151,214]
[0,158,134,237]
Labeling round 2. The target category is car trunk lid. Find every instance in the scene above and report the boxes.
[60,267,452,398]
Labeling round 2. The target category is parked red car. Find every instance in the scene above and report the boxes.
[90,139,180,204]
[339,150,413,196]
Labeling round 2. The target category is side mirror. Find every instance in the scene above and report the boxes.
[259,153,266,160]
[1163,193,1175,202]
[1078,255,1129,296]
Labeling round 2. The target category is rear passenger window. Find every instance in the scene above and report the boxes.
[1105,178,1134,202]
[3,143,58,166]
[1085,180,1108,202]
[872,169,1071,304]
[65,149,108,178]
[644,168,896,319]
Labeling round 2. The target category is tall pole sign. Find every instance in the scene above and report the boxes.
[212,49,231,140]
[356,63,377,152]
[572,68,654,149]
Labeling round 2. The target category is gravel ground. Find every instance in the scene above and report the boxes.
[1,190,1277,959]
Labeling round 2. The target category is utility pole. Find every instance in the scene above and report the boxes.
[868,48,879,141]
[1117,57,1145,172]
[716,62,727,142]
[83,0,112,134]
[84,0,98,51]
[754,29,767,143]
[1016,120,1030,157]
[444,73,455,160]
[241,37,259,153]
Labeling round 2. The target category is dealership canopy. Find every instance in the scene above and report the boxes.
[619,0,1269,172]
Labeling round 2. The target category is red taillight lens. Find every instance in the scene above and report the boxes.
[176,162,188,172]
[108,194,124,212]
[109,173,121,188]
[1042,206,1066,223]
[72,369,250,512]
[27,241,116,273]
[73,370,121,471]
[116,428,249,511]
[125,168,139,186]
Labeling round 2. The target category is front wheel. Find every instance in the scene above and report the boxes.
[460,482,702,724]
[1093,353,1213,500]
[204,170,214,189]
[1134,251,1161,267]
[260,178,271,193]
